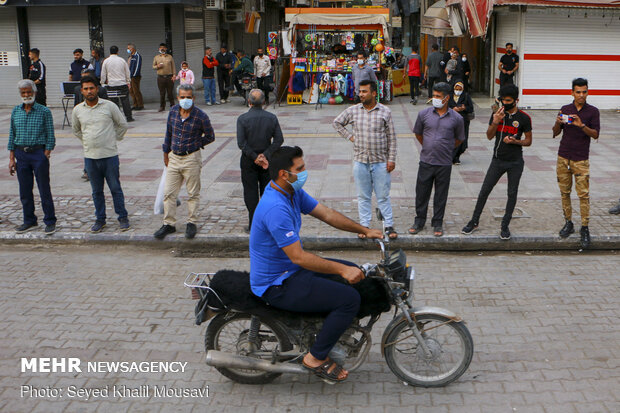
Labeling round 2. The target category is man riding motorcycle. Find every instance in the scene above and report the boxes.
[249,146,383,384]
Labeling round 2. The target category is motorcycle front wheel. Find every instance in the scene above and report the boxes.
[383,313,473,387]
[205,312,292,384]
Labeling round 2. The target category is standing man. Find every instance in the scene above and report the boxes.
[351,52,377,103]
[154,84,215,240]
[127,43,144,110]
[424,44,443,99]
[69,48,93,81]
[153,43,176,112]
[8,79,57,235]
[215,45,233,103]
[254,48,272,104]
[72,76,130,233]
[461,84,532,240]
[333,80,398,239]
[405,47,422,104]
[409,82,464,237]
[202,47,219,105]
[101,45,134,122]
[230,50,254,98]
[237,89,284,232]
[552,78,600,249]
[27,48,46,106]
[90,48,104,80]
[499,43,519,87]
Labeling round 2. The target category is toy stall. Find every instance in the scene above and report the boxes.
[284,7,393,106]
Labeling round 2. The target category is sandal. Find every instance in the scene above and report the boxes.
[408,225,424,235]
[385,226,398,239]
[302,357,347,385]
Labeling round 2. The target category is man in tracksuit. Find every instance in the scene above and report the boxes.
[127,43,144,110]
[27,48,46,106]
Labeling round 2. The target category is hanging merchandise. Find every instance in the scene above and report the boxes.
[345,32,355,51]
[309,81,319,104]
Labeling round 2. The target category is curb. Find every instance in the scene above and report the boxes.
[2,231,619,252]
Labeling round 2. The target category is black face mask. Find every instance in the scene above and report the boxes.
[502,101,516,110]
[258,53,264,57]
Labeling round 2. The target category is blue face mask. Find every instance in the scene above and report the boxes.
[286,170,308,192]
[179,98,193,110]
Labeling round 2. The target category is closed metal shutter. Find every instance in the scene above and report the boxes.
[101,5,166,104]
[185,6,205,89]
[27,7,90,107]
[521,9,620,109]
[204,10,219,50]
[0,8,21,106]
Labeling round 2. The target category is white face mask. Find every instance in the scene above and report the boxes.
[357,59,364,66]
[454,90,463,96]
[21,96,35,105]
[127,49,131,54]
[462,57,467,62]
[432,97,445,108]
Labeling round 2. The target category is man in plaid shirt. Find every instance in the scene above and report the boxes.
[155,84,215,240]
[8,79,57,234]
[333,79,398,239]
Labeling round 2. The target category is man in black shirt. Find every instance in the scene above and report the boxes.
[236,89,284,232]
[69,48,92,82]
[462,84,532,240]
[215,45,233,103]
[499,43,519,87]
[27,48,46,106]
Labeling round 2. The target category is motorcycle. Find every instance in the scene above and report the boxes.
[184,209,473,387]
[239,74,257,105]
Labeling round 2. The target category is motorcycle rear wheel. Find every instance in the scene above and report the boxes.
[205,312,292,384]
[383,313,473,387]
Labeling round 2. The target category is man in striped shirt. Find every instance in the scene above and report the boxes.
[333,79,398,239]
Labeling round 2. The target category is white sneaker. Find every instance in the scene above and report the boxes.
[220,99,227,103]
[206,102,212,106]
[215,101,220,105]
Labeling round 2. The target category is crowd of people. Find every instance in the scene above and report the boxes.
[7,42,619,251]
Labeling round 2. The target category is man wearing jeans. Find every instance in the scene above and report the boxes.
[461,84,532,240]
[333,79,398,239]
[72,76,130,233]
[202,47,219,105]
[8,79,57,235]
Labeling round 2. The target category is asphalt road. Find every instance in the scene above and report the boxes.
[1,246,619,413]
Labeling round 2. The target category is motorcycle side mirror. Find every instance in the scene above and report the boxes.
[376,208,384,222]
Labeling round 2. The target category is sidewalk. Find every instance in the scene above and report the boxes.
[1,95,619,250]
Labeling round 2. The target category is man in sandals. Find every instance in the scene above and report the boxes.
[333,79,398,239]
[409,82,464,237]
[250,146,383,383]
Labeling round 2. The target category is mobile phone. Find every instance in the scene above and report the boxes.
[561,114,574,124]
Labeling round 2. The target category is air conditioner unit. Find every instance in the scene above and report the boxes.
[224,10,244,23]
[204,0,224,10]
[296,0,310,5]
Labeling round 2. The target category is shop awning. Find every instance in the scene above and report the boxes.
[493,0,620,7]
[2,0,202,5]
[421,0,456,37]
[285,8,391,43]
[445,0,493,38]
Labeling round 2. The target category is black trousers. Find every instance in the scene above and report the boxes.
[15,148,56,226]
[499,73,514,87]
[426,76,439,98]
[217,70,230,100]
[106,85,132,120]
[241,155,270,227]
[471,157,524,228]
[453,120,470,162]
[415,161,452,228]
[256,76,270,102]
[157,75,175,108]
[35,86,47,106]
[408,76,420,100]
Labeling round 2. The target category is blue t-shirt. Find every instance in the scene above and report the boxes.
[249,182,319,297]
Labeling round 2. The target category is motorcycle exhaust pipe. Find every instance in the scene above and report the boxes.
[206,350,308,375]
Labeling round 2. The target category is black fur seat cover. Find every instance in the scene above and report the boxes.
[208,269,391,320]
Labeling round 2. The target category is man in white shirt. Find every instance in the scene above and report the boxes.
[101,45,133,122]
[253,48,272,104]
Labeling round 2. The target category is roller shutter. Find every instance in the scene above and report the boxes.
[0,8,21,106]
[185,6,204,89]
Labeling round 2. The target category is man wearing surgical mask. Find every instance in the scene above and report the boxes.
[351,52,377,103]
[155,84,215,240]
[410,82,464,237]
[253,48,272,104]
[249,146,383,384]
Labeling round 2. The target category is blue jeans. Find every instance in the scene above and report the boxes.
[203,78,216,103]
[84,156,128,222]
[262,259,360,360]
[15,148,56,226]
[353,161,393,227]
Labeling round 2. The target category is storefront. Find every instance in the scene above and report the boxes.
[284,7,393,105]
[0,0,211,107]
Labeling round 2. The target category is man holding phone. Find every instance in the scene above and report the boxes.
[552,78,600,249]
[462,84,532,240]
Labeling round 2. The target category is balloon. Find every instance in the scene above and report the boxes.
[375,43,384,52]
[328,97,336,105]
[335,95,343,104]
[371,38,378,46]
[305,34,312,42]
